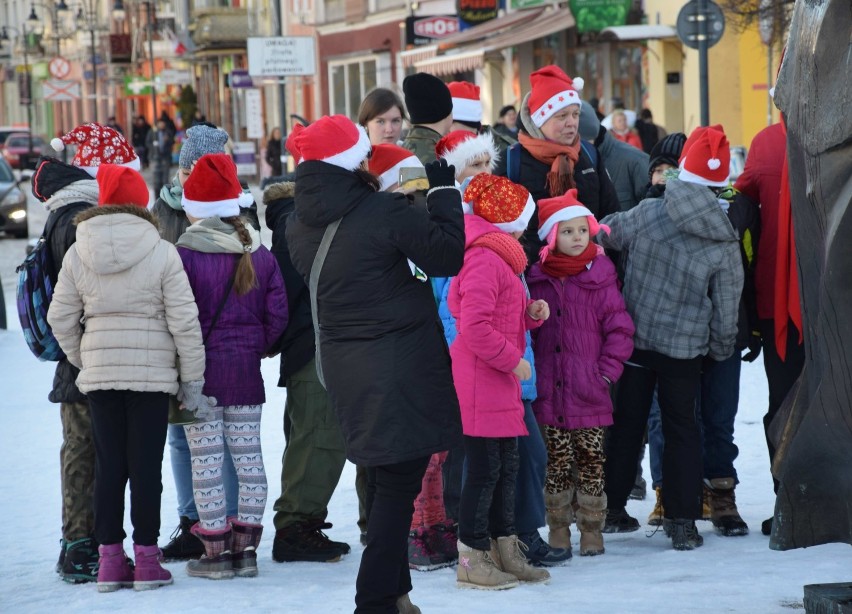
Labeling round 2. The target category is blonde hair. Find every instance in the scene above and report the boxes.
[221,216,258,295]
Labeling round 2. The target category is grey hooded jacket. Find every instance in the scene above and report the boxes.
[599,179,743,361]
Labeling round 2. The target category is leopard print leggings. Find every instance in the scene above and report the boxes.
[544,425,606,497]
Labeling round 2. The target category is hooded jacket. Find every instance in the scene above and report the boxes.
[599,179,744,361]
[594,128,650,212]
[285,161,465,467]
[527,255,634,429]
[47,206,206,394]
[448,215,543,438]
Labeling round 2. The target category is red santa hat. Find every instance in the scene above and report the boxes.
[448,81,482,123]
[368,144,423,191]
[678,124,730,187]
[537,188,608,241]
[463,174,535,233]
[50,122,140,177]
[435,130,499,179]
[285,123,305,164]
[181,153,254,218]
[96,164,150,208]
[290,115,371,171]
[527,66,584,128]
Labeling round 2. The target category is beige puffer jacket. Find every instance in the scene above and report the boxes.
[47,206,205,394]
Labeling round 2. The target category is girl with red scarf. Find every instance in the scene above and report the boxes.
[526,189,635,556]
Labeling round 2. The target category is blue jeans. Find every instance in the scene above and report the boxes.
[647,390,663,489]
[168,423,239,519]
[698,354,741,481]
[515,400,547,534]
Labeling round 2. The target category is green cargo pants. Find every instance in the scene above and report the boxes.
[272,357,347,530]
[60,401,95,541]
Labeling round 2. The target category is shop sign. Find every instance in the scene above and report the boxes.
[247,37,316,77]
[405,15,460,45]
[569,0,632,33]
[457,0,499,26]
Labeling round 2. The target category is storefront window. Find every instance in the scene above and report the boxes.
[329,57,382,119]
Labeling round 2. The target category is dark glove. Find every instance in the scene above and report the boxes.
[741,331,762,362]
[425,158,456,189]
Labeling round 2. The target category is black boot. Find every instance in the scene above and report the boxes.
[272,520,350,563]
[161,516,205,561]
[602,508,640,533]
[56,539,66,574]
[61,537,99,583]
[666,519,704,550]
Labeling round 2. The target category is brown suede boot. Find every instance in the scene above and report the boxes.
[396,592,421,613]
[576,492,607,556]
[545,489,574,551]
[647,487,665,526]
[495,536,550,584]
[705,478,749,536]
[456,541,518,590]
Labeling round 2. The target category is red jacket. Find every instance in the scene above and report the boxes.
[611,130,643,151]
[734,123,785,319]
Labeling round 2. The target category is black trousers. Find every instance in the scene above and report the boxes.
[357,455,430,614]
[758,318,806,493]
[88,389,169,546]
[458,436,519,551]
[604,350,703,519]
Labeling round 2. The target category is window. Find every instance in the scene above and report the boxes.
[328,55,389,118]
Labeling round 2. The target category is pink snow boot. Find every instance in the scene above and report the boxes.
[97,543,134,593]
[132,544,173,591]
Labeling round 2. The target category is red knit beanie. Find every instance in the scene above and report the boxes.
[96,164,149,208]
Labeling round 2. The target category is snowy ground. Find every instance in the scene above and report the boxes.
[1,267,850,612]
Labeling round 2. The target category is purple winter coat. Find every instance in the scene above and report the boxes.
[527,253,635,430]
[178,247,288,406]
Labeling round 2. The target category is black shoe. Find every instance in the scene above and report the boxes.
[629,477,647,501]
[667,518,704,550]
[160,516,204,561]
[272,521,350,563]
[61,537,99,583]
[602,508,640,534]
[56,539,66,574]
[761,517,773,536]
[518,530,572,566]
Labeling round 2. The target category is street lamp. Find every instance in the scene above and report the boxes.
[73,0,104,122]
[28,2,73,142]
[112,0,157,121]
[0,26,35,164]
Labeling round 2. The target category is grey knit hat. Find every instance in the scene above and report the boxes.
[179,125,230,169]
[579,101,601,142]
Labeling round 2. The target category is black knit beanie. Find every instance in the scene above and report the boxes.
[648,132,687,180]
[403,73,453,125]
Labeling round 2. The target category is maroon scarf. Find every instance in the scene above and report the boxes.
[540,242,597,278]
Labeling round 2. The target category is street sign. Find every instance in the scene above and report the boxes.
[124,75,154,95]
[232,141,257,177]
[157,69,193,85]
[247,37,316,77]
[676,0,726,49]
[44,79,82,101]
[230,69,254,88]
[48,57,71,79]
[245,89,264,139]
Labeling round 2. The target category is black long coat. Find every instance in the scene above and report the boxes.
[285,161,465,467]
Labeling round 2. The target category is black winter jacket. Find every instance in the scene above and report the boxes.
[285,161,465,466]
[263,181,315,384]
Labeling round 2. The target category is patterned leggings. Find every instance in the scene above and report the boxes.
[184,405,268,530]
[544,425,606,497]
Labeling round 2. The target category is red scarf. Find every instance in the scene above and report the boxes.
[773,119,803,360]
[518,132,581,197]
[471,232,527,275]
[540,242,598,278]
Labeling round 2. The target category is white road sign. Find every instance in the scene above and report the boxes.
[247,37,316,77]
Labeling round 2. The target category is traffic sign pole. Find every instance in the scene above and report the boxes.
[698,0,709,125]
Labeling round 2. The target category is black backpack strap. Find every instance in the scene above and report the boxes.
[203,258,238,345]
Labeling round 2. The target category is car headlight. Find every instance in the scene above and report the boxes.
[9,208,26,220]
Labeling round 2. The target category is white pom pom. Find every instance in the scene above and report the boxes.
[707,158,721,170]
[572,77,585,92]
[51,137,65,152]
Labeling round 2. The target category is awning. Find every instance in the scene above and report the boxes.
[414,49,486,75]
[599,25,678,41]
[478,8,575,53]
[399,45,438,68]
[437,8,546,51]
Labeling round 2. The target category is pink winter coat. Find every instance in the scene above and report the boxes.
[448,215,543,437]
[527,254,635,430]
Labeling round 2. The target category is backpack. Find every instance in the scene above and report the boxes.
[16,212,67,361]
[506,140,599,183]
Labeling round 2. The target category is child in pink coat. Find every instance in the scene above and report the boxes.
[527,189,635,556]
[448,174,550,590]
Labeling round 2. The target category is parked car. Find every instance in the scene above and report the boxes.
[2,133,45,170]
[0,125,30,151]
[0,157,28,239]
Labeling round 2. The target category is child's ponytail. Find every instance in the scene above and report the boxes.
[222,216,258,295]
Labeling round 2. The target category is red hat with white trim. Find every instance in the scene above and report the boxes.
[291,115,371,171]
[181,153,253,218]
[678,124,730,187]
[463,174,535,233]
[537,188,607,241]
[50,122,140,177]
[527,66,584,128]
[448,81,482,123]
[435,130,499,179]
[368,144,423,191]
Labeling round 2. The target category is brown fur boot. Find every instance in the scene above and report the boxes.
[576,492,607,556]
[545,489,574,551]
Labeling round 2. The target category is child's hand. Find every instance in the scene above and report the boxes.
[527,299,550,321]
[512,358,532,380]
